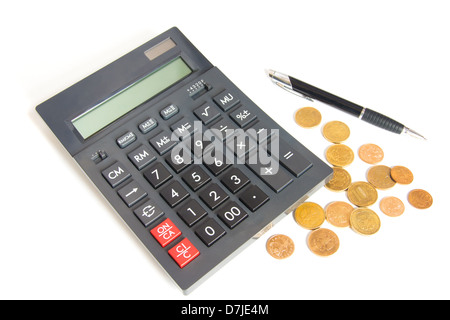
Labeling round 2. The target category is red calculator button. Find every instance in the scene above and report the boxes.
[150,218,181,247]
[168,238,200,268]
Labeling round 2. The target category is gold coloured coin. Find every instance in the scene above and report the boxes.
[380,196,405,217]
[347,181,378,207]
[325,201,353,227]
[307,228,340,257]
[350,208,381,236]
[294,202,325,230]
[295,107,322,128]
[322,121,351,143]
[358,144,384,164]
[266,234,295,259]
[325,167,352,192]
[390,166,414,184]
[325,144,354,167]
[367,165,396,190]
[408,189,433,209]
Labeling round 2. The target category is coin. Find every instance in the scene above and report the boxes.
[266,234,295,259]
[347,181,378,207]
[307,228,340,257]
[358,144,384,164]
[325,167,352,192]
[390,166,414,184]
[325,201,353,227]
[350,208,381,236]
[294,202,325,230]
[367,165,396,190]
[408,189,433,209]
[322,121,350,143]
[379,196,405,217]
[325,144,354,167]
[295,107,322,128]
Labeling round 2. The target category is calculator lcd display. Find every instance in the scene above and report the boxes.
[72,57,192,139]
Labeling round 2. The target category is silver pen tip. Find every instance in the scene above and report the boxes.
[265,69,276,78]
[403,127,427,140]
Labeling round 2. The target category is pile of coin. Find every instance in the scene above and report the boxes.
[266,106,433,259]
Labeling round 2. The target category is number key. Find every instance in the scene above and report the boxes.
[199,183,229,210]
[182,166,211,191]
[160,181,189,208]
[221,168,250,193]
[144,162,172,188]
[177,199,208,227]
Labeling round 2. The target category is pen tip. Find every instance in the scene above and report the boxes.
[265,69,275,78]
[404,127,427,140]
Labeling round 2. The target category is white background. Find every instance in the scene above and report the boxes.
[1,0,449,300]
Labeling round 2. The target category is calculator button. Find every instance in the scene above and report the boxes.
[144,162,173,188]
[133,199,164,227]
[177,199,208,227]
[170,118,197,139]
[239,185,269,212]
[246,158,293,193]
[116,131,137,149]
[160,181,189,207]
[195,217,226,247]
[194,102,221,125]
[216,201,248,229]
[208,118,237,141]
[267,138,313,178]
[138,117,158,134]
[150,218,181,248]
[226,132,256,159]
[220,168,250,193]
[182,166,211,191]
[160,104,179,120]
[229,106,257,128]
[165,145,192,173]
[203,151,231,176]
[117,180,147,207]
[188,134,213,159]
[168,238,200,268]
[102,162,131,188]
[127,145,156,170]
[149,131,178,155]
[213,90,240,111]
[199,183,229,210]
[247,121,275,143]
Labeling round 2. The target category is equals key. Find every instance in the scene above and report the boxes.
[267,138,313,178]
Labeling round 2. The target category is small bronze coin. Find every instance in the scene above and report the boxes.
[379,196,405,217]
[325,201,353,227]
[390,166,414,184]
[408,189,433,209]
[367,165,396,190]
[322,121,350,143]
[358,144,384,164]
[266,234,295,259]
[325,167,352,192]
[294,202,325,230]
[350,208,381,236]
[347,181,378,207]
[307,228,340,257]
[325,144,354,167]
[295,107,322,128]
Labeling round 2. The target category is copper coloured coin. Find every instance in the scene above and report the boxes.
[307,228,340,257]
[379,196,405,217]
[408,189,433,209]
[358,144,384,164]
[266,234,295,259]
[390,166,414,184]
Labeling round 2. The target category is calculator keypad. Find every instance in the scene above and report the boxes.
[100,83,314,274]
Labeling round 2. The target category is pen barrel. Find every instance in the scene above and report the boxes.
[289,77,363,117]
[361,108,404,134]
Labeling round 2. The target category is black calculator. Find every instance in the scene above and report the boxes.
[36,27,332,294]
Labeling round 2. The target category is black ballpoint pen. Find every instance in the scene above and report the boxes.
[266,69,426,140]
